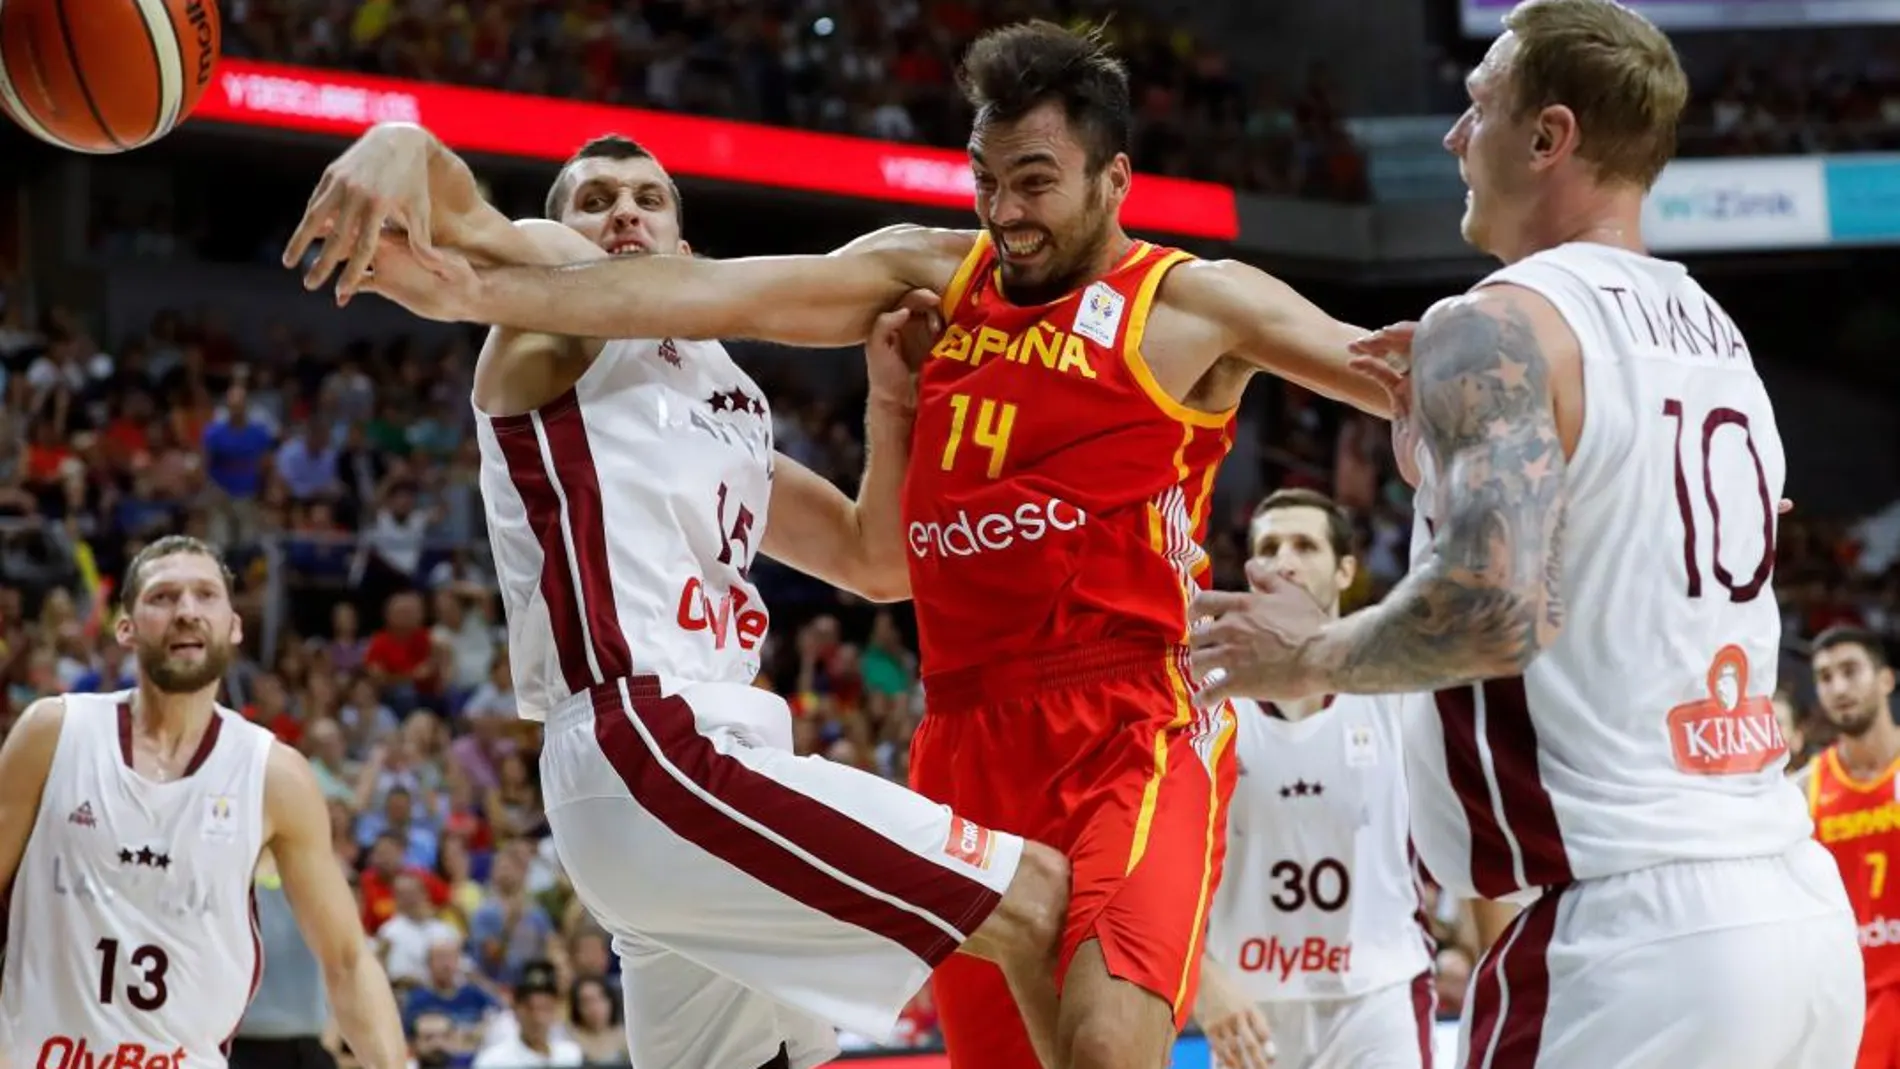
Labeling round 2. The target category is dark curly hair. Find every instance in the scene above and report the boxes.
[956,20,1131,173]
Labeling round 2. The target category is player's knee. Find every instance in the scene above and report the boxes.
[1061,1003,1169,1069]
[1002,841,1070,947]
[971,840,1069,963]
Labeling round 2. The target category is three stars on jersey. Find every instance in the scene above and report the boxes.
[118,847,172,869]
[1278,780,1326,800]
[706,387,765,417]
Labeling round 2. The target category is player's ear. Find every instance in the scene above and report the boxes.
[1879,665,1896,699]
[113,610,133,649]
[1103,152,1133,205]
[228,612,244,648]
[677,239,693,257]
[1336,553,1358,593]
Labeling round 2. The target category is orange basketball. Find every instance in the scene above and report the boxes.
[0,0,221,153]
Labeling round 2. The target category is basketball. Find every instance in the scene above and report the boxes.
[0,0,221,154]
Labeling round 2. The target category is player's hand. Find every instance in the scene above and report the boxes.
[1188,563,1331,706]
[1349,321,1421,487]
[1347,320,1417,361]
[358,234,481,321]
[865,289,939,413]
[284,125,452,301]
[1194,969,1272,1069]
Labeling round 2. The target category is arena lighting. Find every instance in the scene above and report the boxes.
[192,59,1241,241]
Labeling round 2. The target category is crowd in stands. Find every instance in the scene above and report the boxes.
[1676,33,1900,157]
[219,0,1375,201]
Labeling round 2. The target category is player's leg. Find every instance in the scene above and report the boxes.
[1460,845,1861,1069]
[1056,704,1239,1069]
[607,931,828,1069]
[1302,974,1436,1069]
[539,679,1067,1058]
[911,689,1063,1069]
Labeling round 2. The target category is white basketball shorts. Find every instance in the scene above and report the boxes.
[538,677,1024,1069]
[1452,839,1861,1069]
[1252,971,1436,1069]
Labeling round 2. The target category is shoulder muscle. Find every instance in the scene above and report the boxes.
[0,696,67,798]
[263,740,329,847]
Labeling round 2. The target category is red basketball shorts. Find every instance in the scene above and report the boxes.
[909,640,1239,1069]
[1862,983,1900,1069]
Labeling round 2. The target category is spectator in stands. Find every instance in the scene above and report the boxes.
[365,590,440,714]
[202,382,275,546]
[408,1010,459,1069]
[467,845,556,987]
[404,938,499,1055]
[377,872,463,986]
[472,963,582,1069]
[566,977,628,1066]
[360,831,450,933]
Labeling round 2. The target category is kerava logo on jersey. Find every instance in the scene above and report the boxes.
[907,497,1087,560]
[1641,157,1829,252]
[1666,644,1787,776]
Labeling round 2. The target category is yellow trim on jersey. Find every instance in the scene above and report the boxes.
[1823,746,1900,794]
[1809,756,1825,816]
[1173,708,1237,1014]
[1125,653,1199,877]
[1122,250,1235,430]
[940,231,992,321]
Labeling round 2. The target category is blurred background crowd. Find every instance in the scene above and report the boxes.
[3,0,1900,1065]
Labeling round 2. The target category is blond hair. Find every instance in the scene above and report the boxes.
[1502,0,1688,188]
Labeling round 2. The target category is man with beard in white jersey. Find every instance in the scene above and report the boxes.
[1196,490,1435,1069]
[283,133,1068,1069]
[1186,1,1861,1067]
[0,536,409,1069]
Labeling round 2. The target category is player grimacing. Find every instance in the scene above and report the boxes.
[286,21,1398,1069]
[0,537,409,1069]
[1187,2,1860,1066]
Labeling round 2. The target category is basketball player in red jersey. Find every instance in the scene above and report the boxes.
[286,20,1397,1069]
[1802,627,1900,1069]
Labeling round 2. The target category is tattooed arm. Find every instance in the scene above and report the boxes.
[1300,286,1572,692]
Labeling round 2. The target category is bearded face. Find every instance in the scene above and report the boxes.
[118,550,240,695]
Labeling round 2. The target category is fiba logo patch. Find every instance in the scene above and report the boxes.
[942,817,995,871]
[202,794,238,842]
[1071,282,1125,348]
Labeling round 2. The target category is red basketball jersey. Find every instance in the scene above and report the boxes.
[1810,746,1900,993]
[902,233,1235,679]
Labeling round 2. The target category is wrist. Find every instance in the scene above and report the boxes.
[866,395,916,424]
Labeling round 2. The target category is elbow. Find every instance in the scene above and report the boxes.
[320,939,368,991]
[850,566,912,604]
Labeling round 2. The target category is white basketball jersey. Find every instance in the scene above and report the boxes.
[1,692,272,1069]
[1206,696,1432,1003]
[476,336,775,718]
[1402,242,1811,903]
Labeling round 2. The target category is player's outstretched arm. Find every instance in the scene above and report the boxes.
[0,698,66,898]
[760,297,932,600]
[1306,286,1571,692]
[1189,286,1570,703]
[1163,259,1394,419]
[359,224,971,349]
[284,123,510,297]
[264,743,408,1069]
